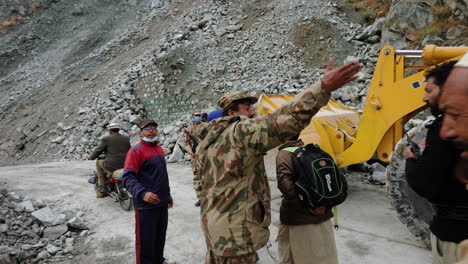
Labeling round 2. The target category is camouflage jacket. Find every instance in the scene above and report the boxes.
[194,81,330,257]
[185,122,208,154]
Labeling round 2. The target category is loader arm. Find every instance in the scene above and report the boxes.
[335,45,467,167]
[257,45,467,168]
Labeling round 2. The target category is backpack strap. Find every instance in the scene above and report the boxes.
[333,207,339,230]
[283,147,299,153]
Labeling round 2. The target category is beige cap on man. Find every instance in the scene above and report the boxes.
[107,123,120,129]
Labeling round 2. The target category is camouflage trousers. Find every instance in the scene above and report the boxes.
[205,250,259,264]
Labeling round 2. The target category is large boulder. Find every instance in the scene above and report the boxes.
[381,1,435,47]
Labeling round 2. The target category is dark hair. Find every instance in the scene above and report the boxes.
[222,99,253,116]
[110,128,120,133]
[425,60,458,87]
[201,113,208,119]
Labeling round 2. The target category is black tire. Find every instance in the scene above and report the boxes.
[117,182,133,211]
[386,123,434,248]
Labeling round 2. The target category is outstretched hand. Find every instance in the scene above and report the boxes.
[321,58,363,93]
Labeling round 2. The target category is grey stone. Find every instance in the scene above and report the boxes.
[445,0,458,10]
[421,35,444,46]
[51,136,65,144]
[367,35,380,43]
[0,254,15,264]
[446,26,462,40]
[162,125,175,135]
[14,203,24,213]
[61,210,75,221]
[340,92,351,102]
[57,122,75,131]
[358,18,385,39]
[150,0,164,9]
[36,250,51,260]
[20,244,33,250]
[31,207,66,227]
[371,162,386,172]
[0,224,7,233]
[214,27,227,37]
[225,24,242,32]
[46,244,61,254]
[19,200,34,212]
[66,217,88,230]
[381,29,407,50]
[63,245,74,254]
[43,225,68,239]
[166,144,184,163]
[174,33,184,41]
[65,238,74,246]
[370,170,386,183]
[0,246,14,255]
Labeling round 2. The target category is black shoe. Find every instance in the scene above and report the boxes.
[194,200,201,207]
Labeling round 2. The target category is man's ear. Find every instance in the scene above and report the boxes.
[227,109,236,116]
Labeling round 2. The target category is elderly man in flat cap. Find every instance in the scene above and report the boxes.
[88,123,130,198]
[194,59,363,264]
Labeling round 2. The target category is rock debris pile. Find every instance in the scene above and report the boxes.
[0,189,90,264]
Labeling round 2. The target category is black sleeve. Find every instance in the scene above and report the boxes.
[404,124,461,202]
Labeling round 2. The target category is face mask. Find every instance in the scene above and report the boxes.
[194,116,202,123]
[142,137,158,143]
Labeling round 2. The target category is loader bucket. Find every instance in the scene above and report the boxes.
[257,94,360,160]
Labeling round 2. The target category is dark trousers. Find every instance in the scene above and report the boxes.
[135,207,168,264]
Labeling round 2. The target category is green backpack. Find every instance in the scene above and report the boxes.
[283,144,348,209]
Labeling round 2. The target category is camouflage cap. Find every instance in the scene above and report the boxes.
[192,109,202,115]
[217,91,258,110]
[138,119,158,129]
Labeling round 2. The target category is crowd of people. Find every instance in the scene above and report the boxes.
[86,53,468,264]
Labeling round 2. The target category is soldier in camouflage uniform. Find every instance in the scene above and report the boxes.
[185,109,208,157]
[185,109,208,207]
[194,59,363,264]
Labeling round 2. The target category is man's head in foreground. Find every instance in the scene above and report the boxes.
[423,60,457,116]
[138,119,158,141]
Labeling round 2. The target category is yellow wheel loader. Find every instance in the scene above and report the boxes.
[258,45,468,246]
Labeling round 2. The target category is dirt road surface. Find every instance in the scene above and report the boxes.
[0,161,431,263]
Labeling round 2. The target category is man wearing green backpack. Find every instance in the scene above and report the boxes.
[275,137,340,264]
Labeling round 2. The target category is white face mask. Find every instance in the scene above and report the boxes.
[142,137,158,143]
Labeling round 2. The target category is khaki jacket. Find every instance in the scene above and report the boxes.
[185,122,208,154]
[195,81,330,257]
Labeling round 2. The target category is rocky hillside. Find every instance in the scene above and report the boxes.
[0,0,466,166]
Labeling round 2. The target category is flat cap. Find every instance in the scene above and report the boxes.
[138,119,158,129]
[217,91,258,110]
[106,123,120,129]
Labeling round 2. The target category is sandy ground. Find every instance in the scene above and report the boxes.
[0,161,431,263]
